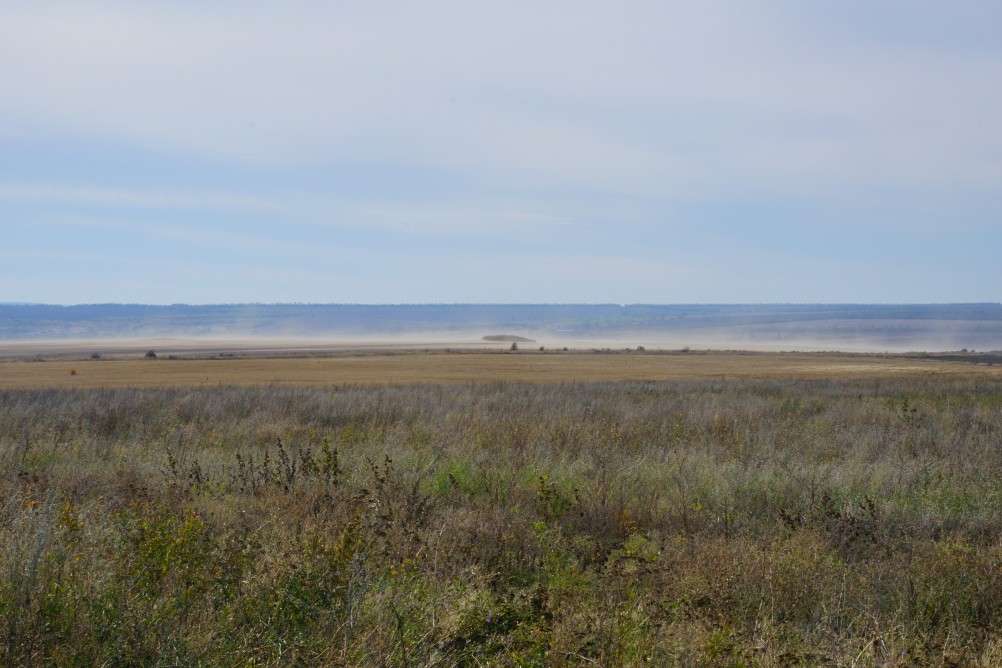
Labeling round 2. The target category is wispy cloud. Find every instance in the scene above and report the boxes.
[346,205,579,237]
[4,2,999,193]
[2,2,1000,303]
[0,182,276,210]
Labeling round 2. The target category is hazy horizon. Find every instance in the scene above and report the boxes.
[3,303,1001,353]
[3,300,1002,308]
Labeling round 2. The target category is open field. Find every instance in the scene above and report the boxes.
[3,340,1002,665]
[3,349,1002,389]
[3,377,1001,665]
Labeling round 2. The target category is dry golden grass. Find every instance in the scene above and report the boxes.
[4,377,1002,664]
[2,350,999,388]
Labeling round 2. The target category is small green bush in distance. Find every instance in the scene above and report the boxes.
[1,379,1000,665]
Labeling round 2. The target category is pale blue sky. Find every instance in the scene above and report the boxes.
[2,1,1001,304]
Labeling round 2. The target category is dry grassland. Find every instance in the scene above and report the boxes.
[2,351,1001,389]
[4,349,1002,664]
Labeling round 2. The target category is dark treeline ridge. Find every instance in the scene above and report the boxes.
[3,303,1002,349]
[2,378,1001,665]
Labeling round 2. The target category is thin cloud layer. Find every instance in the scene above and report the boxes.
[2,1,1000,303]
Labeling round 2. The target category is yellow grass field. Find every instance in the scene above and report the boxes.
[2,351,1000,389]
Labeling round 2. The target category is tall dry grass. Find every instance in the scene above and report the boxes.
[1,379,1000,665]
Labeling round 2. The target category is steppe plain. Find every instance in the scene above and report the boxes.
[3,335,1002,666]
[2,337,1001,388]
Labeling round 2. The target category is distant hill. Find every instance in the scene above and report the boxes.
[1,303,1001,351]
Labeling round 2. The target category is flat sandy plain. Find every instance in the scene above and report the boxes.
[1,337,1001,388]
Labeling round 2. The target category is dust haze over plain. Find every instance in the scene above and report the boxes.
[2,304,1001,357]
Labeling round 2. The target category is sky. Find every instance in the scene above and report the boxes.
[2,1,1001,305]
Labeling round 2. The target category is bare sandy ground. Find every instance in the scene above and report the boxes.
[2,335,999,390]
[0,336,502,360]
[1,348,1000,390]
[0,334,931,361]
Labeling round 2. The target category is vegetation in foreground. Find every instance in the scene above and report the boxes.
[1,379,1001,666]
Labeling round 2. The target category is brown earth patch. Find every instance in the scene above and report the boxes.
[2,350,1000,389]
